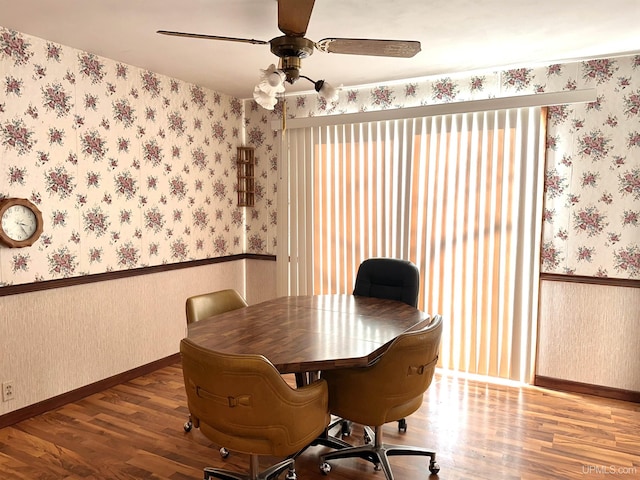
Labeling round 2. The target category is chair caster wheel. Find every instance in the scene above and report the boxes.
[363,430,372,444]
[340,420,352,437]
[219,447,229,459]
[285,467,297,480]
[429,460,440,474]
[320,462,331,475]
[398,418,407,432]
[183,420,192,432]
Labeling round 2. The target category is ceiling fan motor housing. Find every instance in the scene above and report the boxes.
[270,36,315,58]
[271,36,315,84]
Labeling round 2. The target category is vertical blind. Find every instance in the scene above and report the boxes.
[277,107,546,383]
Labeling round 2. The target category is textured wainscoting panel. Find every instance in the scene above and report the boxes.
[537,280,640,392]
[0,261,247,415]
[245,257,277,305]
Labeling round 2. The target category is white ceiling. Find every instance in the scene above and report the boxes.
[2,0,640,100]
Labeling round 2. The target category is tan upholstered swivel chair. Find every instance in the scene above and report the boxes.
[181,338,331,480]
[337,257,420,437]
[319,315,443,479]
[185,288,248,325]
[184,288,249,435]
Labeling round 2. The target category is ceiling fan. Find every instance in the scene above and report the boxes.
[157,0,421,88]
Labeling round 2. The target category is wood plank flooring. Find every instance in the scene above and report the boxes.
[0,364,638,480]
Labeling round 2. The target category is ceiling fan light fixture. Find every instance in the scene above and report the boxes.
[267,71,285,88]
[300,75,339,102]
[253,85,279,110]
[257,64,286,94]
[280,56,302,84]
[253,65,340,111]
[315,79,339,102]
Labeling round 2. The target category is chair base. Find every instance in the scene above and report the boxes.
[204,455,297,480]
[328,417,407,439]
[320,425,439,480]
[293,427,353,459]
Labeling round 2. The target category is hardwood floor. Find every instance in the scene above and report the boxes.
[1,364,638,480]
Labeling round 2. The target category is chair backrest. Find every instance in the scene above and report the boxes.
[324,315,442,427]
[353,258,420,307]
[180,338,330,457]
[185,289,248,324]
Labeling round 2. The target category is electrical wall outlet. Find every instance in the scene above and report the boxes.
[2,381,15,402]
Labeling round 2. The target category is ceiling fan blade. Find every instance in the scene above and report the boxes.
[157,30,268,45]
[278,0,315,37]
[316,38,421,58]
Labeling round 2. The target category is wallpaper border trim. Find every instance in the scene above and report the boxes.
[540,273,640,289]
[3,263,632,298]
[0,254,276,297]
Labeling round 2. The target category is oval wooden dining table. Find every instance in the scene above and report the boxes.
[186,294,429,375]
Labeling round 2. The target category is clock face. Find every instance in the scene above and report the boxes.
[0,198,43,247]
[1,205,38,241]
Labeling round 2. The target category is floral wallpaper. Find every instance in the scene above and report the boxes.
[243,55,640,279]
[0,27,246,287]
[544,58,640,279]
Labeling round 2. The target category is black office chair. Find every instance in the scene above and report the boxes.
[353,257,420,308]
[340,257,420,437]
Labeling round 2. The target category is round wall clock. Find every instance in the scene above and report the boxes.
[0,198,44,248]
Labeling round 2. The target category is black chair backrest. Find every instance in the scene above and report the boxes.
[353,258,420,307]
